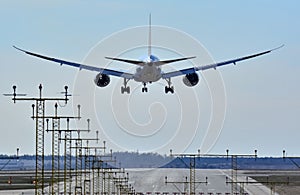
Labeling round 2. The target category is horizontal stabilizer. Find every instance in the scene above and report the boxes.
[105,56,196,66]
[105,57,144,66]
[154,56,196,66]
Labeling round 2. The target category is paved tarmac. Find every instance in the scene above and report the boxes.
[0,169,273,195]
[127,168,272,195]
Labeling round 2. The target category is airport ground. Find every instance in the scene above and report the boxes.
[243,170,300,194]
[0,169,299,194]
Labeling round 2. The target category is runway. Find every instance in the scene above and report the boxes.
[127,168,271,194]
[0,169,276,195]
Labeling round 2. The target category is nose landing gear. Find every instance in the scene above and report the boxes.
[142,83,148,93]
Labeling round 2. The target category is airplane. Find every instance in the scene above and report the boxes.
[13,15,283,94]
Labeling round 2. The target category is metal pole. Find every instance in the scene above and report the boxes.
[35,87,45,195]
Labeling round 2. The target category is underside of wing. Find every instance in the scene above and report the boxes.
[162,67,196,79]
[195,45,284,71]
[162,45,283,79]
[14,46,134,79]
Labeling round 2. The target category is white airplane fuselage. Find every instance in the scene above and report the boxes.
[133,54,162,83]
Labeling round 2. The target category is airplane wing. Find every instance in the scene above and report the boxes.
[13,46,134,79]
[162,45,284,79]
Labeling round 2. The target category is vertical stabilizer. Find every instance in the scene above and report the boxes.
[148,14,152,57]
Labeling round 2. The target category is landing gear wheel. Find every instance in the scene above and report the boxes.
[165,86,174,94]
[121,86,130,94]
[142,83,148,93]
[121,78,130,94]
[164,78,174,94]
[170,86,174,93]
[142,87,148,93]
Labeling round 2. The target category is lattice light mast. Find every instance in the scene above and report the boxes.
[165,149,208,195]
[45,104,82,195]
[6,84,70,195]
[69,131,99,195]
[58,118,91,195]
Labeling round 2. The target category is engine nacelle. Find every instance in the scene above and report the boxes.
[94,73,110,87]
[183,73,199,87]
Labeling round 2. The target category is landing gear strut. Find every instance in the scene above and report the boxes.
[142,83,148,93]
[165,78,174,94]
[121,78,130,94]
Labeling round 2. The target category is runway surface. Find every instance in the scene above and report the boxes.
[127,168,271,194]
[0,169,274,195]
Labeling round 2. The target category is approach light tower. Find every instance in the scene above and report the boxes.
[165,149,208,195]
[58,118,91,195]
[69,130,99,195]
[5,84,70,195]
[45,103,82,195]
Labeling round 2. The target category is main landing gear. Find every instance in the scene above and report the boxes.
[142,83,148,93]
[121,78,130,94]
[121,79,174,94]
[165,78,174,94]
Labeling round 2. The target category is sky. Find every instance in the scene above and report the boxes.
[1,1,300,157]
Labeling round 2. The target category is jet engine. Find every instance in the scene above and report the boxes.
[182,73,199,87]
[94,73,110,87]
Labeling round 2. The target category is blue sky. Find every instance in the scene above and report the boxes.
[1,1,300,156]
